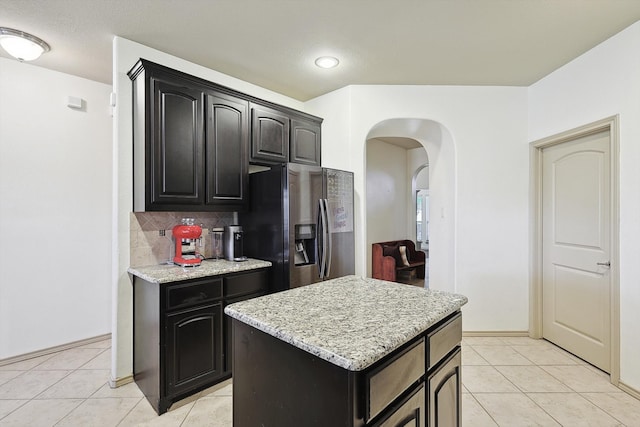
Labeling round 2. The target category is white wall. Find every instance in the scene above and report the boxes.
[529,22,640,392]
[306,85,530,332]
[365,139,409,275]
[0,58,112,359]
[112,37,307,382]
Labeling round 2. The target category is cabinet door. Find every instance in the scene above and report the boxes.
[251,104,290,164]
[151,78,204,207]
[205,93,249,209]
[165,303,223,397]
[427,348,461,427]
[290,118,321,166]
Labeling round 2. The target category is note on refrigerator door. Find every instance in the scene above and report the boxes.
[327,200,351,233]
[326,170,354,233]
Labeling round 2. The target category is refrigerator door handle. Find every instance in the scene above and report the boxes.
[317,199,327,278]
[323,199,332,278]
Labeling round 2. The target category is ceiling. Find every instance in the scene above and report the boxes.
[2,0,640,101]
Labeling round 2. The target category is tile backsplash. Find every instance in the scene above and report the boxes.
[130,211,237,267]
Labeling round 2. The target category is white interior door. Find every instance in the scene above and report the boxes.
[541,129,611,372]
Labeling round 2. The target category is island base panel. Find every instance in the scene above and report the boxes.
[232,319,364,427]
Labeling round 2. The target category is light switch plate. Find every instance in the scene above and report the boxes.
[67,96,83,109]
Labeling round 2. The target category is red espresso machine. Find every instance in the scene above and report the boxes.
[172,218,203,267]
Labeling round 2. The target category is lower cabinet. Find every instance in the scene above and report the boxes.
[165,303,223,397]
[427,348,462,427]
[372,383,425,427]
[133,268,268,414]
[371,313,461,427]
[231,310,462,427]
[366,338,425,422]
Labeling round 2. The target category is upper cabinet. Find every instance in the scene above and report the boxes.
[250,104,290,164]
[205,93,249,209]
[290,118,321,166]
[249,103,322,167]
[148,77,205,208]
[128,59,322,212]
[129,60,249,212]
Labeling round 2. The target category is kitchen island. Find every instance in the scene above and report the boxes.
[225,275,468,426]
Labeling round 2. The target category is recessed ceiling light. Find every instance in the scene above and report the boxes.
[315,56,339,69]
[0,27,50,61]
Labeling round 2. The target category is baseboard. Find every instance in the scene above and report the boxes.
[463,331,530,337]
[0,333,112,367]
[109,374,134,389]
[618,381,640,401]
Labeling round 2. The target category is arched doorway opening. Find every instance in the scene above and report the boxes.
[364,118,456,292]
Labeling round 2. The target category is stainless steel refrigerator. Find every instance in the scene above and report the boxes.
[240,163,355,292]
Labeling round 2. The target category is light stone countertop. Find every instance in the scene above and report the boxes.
[224,275,468,371]
[128,258,272,284]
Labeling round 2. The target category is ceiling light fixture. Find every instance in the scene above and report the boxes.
[315,56,339,69]
[0,27,50,61]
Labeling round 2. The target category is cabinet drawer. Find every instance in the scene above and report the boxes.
[367,337,425,422]
[224,270,268,299]
[166,279,223,311]
[427,312,462,370]
[372,383,425,427]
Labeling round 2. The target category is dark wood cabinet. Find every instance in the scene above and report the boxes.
[129,59,323,210]
[372,383,425,427]
[129,59,249,212]
[249,104,322,167]
[205,93,249,209]
[250,104,290,164]
[133,267,269,414]
[427,349,461,427]
[166,303,223,397]
[290,118,321,166]
[232,310,462,426]
[146,75,205,209]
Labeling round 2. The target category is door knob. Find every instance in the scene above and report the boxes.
[597,261,611,267]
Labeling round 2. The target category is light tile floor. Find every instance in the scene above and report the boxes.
[1,336,639,426]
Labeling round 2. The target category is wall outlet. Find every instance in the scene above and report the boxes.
[159,229,166,237]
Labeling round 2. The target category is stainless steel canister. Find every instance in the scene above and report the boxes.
[224,225,246,261]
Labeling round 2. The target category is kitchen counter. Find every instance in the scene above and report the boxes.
[127,258,272,284]
[225,275,468,371]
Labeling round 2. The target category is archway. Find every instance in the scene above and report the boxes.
[364,118,456,292]
[412,163,429,246]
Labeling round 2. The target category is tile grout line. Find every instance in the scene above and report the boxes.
[51,398,86,427]
[114,396,145,427]
[474,338,633,426]
[576,391,630,426]
[464,341,601,427]
[0,398,29,422]
[0,342,114,425]
[466,391,501,426]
